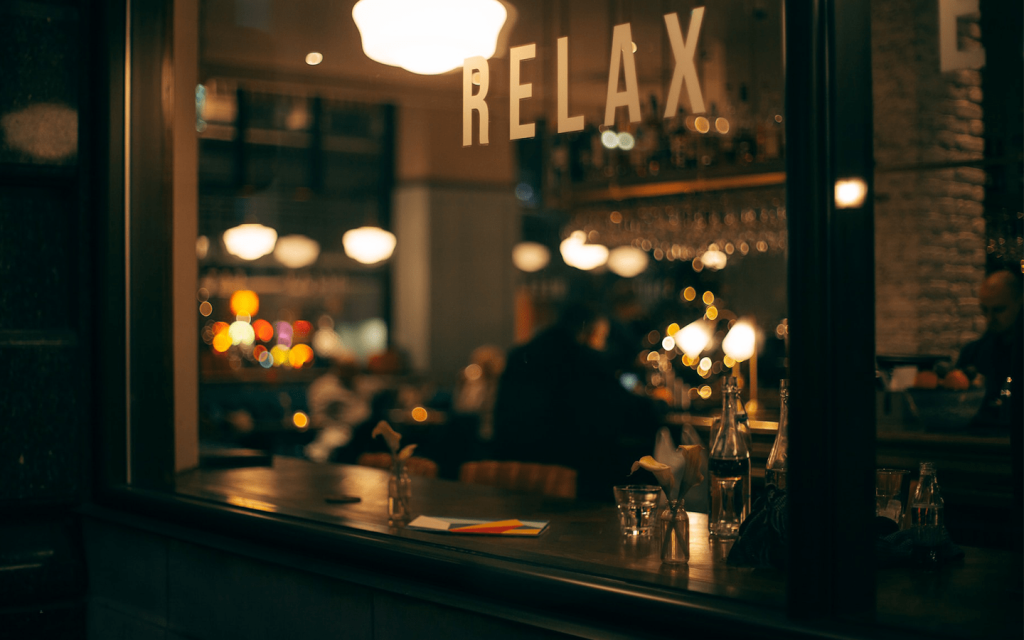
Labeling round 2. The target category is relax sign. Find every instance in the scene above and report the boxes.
[463,8,706,146]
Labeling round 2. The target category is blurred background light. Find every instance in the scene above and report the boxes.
[352,0,508,75]
[674,320,712,358]
[606,246,649,278]
[223,223,277,260]
[343,226,396,264]
[511,241,550,272]
[835,178,868,209]
[273,234,320,268]
[722,321,756,362]
[229,290,259,317]
[559,230,608,271]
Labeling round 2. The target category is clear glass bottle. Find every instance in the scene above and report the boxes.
[659,499,690,565]
[708,378,751,538]
[910,462,945,566]
[765,380,789,490]
[388,464,412,527]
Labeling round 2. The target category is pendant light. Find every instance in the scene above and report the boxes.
[273,234,321,268]
[607,246,649,278]
[223,223,278,261]
[343,226,397,265]
[559,230,608,271]
[512,241,550,272]
[352,0,509,75]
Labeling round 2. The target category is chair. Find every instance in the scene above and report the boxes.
[356,452,439,478]
[458,460,577,499]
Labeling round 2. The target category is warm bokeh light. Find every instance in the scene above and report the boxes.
[196,236,210,259]
[294,320,313,340]
[681,354,694,366]
[199,301,212,317]
[212,332,232,353]
[228,320,255,345]
[252,319,274,342]
[606,246,649,278]
[305,52,323,66]
[666,323,680,336]
[691,257,704,272]
[352,0,508,75]
[661,336,676,351]
[465,363,482,381]
[609,211,623,224]
[289,344,314,368]
[229,290,259,317]
[271,345,290,367]
[601,130,619,149]
[275,321,293,348]
[705,306,719,320]
[702,291,715,305]
[698,357,712,371]
[616,132,636,151]
[293,411,309,429]
[722,321,757,362]
[723,355,737,368]
[511,242,550,272]
[312,328,341,357]
[274,234,320,268]
[682,286,696,301]
[342,226,397,264]
[702,249,727,270]
[694,116,710,133]
[698,385,713,399]
[835,178,868,209]
[223,223,277,261]
[253,344,268,360]
[675,320,712,358]
[560,230,608,271]
[411,406,429,422]
[715,117,730,134]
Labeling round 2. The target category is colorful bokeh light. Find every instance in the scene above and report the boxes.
[252,319,274,342]
[229,290,260,317]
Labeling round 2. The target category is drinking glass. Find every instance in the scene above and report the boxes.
[875,469,908,524]
[612,485,661,536]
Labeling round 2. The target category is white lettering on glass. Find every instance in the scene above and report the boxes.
[938,0,985,72]
[604,23,642,126]
[557,37,584,133]
[463,56,490,146]
[663,8,706,117]
[510,43,537,140]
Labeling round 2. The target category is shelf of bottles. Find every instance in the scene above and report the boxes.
[546,94,786,208]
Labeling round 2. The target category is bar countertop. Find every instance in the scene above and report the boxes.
[163,456,1022,639]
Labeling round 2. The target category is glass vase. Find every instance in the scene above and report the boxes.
[388,465,412,526]
[659,499,690,565]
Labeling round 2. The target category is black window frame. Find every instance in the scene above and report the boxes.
[93,0,884,636]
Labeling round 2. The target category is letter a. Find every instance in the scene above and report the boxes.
[663,9,706,117]
[604,23,642,127]
[463,57,489,146]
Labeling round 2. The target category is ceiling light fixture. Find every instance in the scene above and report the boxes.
[559,230,608,271]
[352,0,508,75]
[606,246,649,278]
[343,226,397,265]
[511,241,550,272]
[274,234,320,268]
[223,223,278,261]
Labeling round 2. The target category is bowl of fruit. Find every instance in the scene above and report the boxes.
[904,367,986,432]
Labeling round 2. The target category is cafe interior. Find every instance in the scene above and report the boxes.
[2,0,1022,638]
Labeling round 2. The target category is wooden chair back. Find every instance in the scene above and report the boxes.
[356,452,439,478]
[458,460,577,499]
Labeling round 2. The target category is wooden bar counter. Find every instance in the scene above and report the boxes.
[161,456,1021,639]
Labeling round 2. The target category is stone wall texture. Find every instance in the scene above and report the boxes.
[872,0,988,359]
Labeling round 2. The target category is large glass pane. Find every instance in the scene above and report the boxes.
[871,0,1022,635]
[157,0,791,607]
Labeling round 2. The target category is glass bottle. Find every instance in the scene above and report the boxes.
[708,378,751,538]
[909,462,946,566]
[765,380,789,490]
[388,464,412,527]
[659,499,690,565]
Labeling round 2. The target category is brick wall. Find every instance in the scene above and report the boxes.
[872,0,987,359]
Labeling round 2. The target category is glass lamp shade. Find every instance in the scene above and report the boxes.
[607,246,649,278]
[274,234,320,268]
[223,223,278,261]
[343,226,397,265]
[559,230,608,271]
[722,322,757,362]
[511,241,550,272]
[352,0,508,75]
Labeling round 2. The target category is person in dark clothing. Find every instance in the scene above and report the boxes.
[955,269,1023,428]
[493,302,664,502]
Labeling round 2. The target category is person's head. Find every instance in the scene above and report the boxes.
[556,302,610,351]
[978,270,1023,334]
